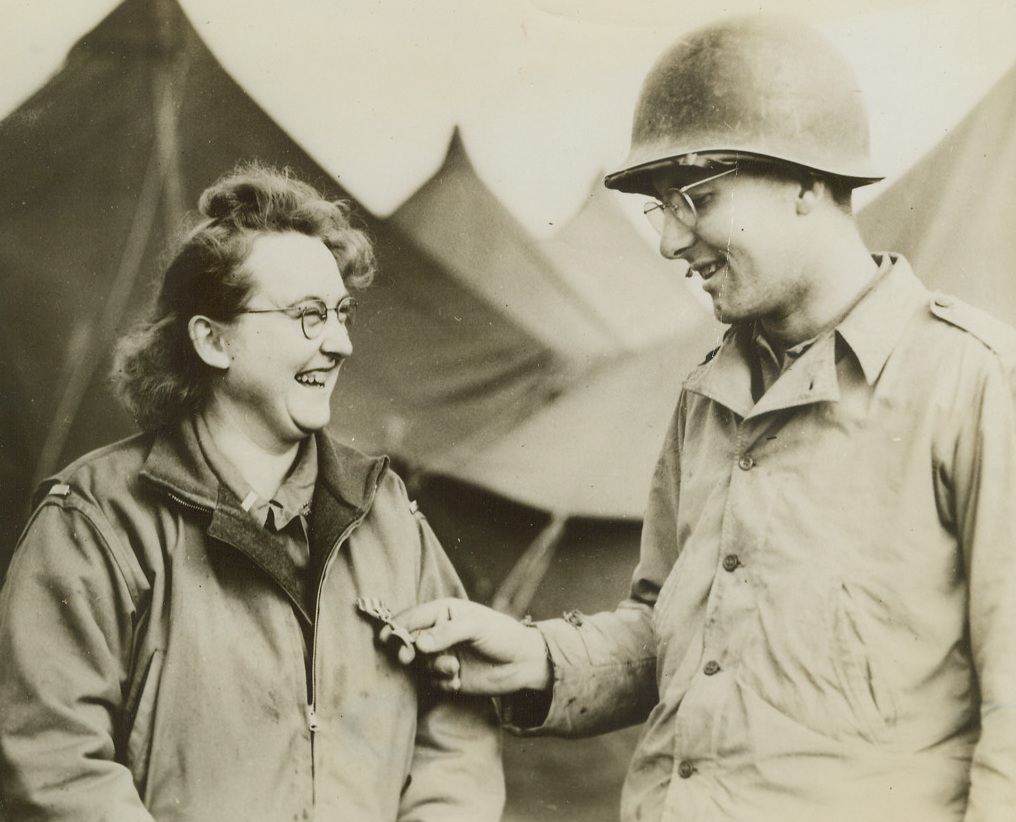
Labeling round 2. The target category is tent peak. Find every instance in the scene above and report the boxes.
[73,0,190,60]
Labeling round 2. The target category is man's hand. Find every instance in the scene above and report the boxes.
[382,599,551,696]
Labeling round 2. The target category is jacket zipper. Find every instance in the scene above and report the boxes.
[167,486,330,794]
[167,491,212,515]
[162,465,386,804]
[305,505,372,799]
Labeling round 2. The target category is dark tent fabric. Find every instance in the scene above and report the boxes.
[859,61,1016,323]
[537,180,717,352]
[392,132,720,363]
[424,178,723,519]
[0,0,567,570]
[429,334,719,519]
[391,129,622,362]
[391,136,722,518]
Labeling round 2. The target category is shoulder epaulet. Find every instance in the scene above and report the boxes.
[699,345,720,366]
[30,479,74,510]
[928,293,1016,355]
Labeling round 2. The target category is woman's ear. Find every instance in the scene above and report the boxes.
[188,315,231,370]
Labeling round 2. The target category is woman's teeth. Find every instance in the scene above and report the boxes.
[296,371,328,387]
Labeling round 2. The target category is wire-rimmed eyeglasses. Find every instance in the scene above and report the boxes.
[643,167,737,234]
[236,295,358,340]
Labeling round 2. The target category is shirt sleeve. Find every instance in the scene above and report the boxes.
[397,508,505,822]
[0,496,155,822]
[955,353,1016,821]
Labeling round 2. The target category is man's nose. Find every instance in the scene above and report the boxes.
[658,211,695,261]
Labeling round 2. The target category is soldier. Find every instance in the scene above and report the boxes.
[392,15,1016,821]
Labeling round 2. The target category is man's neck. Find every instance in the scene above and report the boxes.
[761,236,879,357]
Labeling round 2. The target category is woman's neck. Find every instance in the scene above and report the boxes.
[199,404,299,499]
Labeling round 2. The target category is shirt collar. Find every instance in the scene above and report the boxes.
[193,413,317,530]
[834,253,929,385]
[685,253,929,417]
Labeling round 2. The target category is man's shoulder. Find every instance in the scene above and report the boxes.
[692,325,737,369]
[925,292,1016,358]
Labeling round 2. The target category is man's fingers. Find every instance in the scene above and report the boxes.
[376,624,416,663]
[396,599,462,633]
[431,652,460,678]
[396,599,484,655]
[414,615,481,655]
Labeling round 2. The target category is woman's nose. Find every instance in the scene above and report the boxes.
[319,315,353,357]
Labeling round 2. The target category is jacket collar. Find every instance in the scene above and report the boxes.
[140,417,389,624]
[683,254,928,419]
[140,416,388,517]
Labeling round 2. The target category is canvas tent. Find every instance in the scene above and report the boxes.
[392,131,621,362]
[3,0,1015,817]
[426,178,723,521]
[859,59,1016,324]
[391,137,722,521]
[392,130,717,360]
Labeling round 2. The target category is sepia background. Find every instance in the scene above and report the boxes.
[2,0,1015,818]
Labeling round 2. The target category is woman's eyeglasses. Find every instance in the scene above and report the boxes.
[236,295,358,340]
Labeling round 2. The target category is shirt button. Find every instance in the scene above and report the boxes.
[703,660,721,676]
[722,554,740,572]
[678,760,696,779]
[738,455,755,471]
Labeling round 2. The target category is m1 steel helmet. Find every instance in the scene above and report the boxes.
[604,15,883,195]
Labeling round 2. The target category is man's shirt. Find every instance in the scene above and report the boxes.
[525,255,1016,821]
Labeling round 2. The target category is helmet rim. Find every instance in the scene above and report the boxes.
[606,15,884,196]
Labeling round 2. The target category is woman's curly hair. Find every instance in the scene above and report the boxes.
[112,162,377,431]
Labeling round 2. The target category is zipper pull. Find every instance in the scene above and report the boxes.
[306,704,321,733]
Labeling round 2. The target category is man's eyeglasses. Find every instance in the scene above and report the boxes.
[643,167,737,234]
[236,296,358,340]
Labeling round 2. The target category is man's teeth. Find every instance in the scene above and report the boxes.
[697,261,724,280]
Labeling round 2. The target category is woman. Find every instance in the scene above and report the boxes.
[0,163,504,821]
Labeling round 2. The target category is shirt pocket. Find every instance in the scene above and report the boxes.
[832,582,898,745]
[739,576,897,746]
